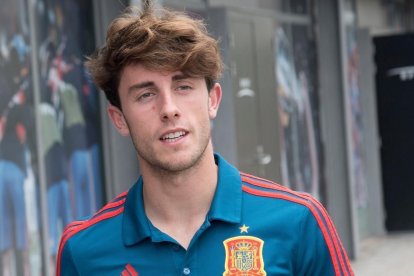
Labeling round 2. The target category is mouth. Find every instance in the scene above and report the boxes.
[160,130,188,143]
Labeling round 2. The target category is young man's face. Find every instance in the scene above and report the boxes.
[108,64,222,173]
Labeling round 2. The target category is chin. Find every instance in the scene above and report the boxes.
[159,153,201,172]
[142,148,207,174]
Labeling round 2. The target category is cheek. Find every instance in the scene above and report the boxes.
[195,106,212,123]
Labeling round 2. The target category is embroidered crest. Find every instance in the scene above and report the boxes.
[223,236,266,276]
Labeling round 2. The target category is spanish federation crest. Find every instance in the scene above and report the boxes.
[223,236,266,275]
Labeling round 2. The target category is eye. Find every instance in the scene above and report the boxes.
[177,85,193,91]
[137,91,155,102]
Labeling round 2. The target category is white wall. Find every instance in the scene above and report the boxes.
[357,0,405,35]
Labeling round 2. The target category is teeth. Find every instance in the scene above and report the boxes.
[162,131,186,141]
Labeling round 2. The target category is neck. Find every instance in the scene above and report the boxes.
[139,145,218,248]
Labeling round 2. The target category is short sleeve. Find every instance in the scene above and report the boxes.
[56,238,79,276]
[295,200,354,276]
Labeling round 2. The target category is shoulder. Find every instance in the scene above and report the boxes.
[240,172,333,230]
[58,191,127,252]
[241,172,318,207]
[56,191,128,274]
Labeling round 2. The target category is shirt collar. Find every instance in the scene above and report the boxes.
[122,177,150,246]
[122,153,242,246]
[208,154,242,223]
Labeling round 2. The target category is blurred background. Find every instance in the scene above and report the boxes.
[0,0,413,275]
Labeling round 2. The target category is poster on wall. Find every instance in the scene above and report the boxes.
[33,0,104,273]
[0,0,43,275]
[343,0,369,240]
[343,0,368,210]
[274,26,320,197]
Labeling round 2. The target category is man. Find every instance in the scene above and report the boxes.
[57,5,354,276]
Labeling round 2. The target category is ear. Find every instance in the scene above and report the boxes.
[107,105,130,136]
[208,83,222,119]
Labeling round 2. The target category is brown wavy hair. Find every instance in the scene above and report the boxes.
[85,6,223,109]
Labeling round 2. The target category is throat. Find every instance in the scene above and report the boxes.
[141,151,218,248]
[151,216,207,250]
[143,183,213,249]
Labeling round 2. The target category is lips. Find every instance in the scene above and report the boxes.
[160,130,187,142]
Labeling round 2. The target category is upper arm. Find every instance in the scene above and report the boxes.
[295,201,354,276]
[56,238,80,276]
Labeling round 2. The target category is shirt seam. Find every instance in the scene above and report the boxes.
[294,204,310,274]
[67,239,81,275]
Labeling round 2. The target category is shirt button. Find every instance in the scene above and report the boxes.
[183,267,191,275]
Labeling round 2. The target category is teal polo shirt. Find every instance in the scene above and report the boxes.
[57,154,353,275]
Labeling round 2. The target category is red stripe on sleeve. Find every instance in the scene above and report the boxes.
[95,195,127,215]
[300,192,354,275]
[58,198,126,248]
[92,198,126,217]
[241,172,288,190]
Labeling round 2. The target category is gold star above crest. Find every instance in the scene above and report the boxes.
[239,224,249,233]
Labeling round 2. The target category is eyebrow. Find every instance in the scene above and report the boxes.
[172,73,191,81]
[127,81,154,95]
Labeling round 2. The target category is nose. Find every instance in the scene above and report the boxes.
[159,91,180,121]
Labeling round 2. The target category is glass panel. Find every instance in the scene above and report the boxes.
[274,23,322,198]
[343,0,369,239]
[0,0,44,274]
[208,0,309,14]
[287,0,309,14]
[33,0,104,273]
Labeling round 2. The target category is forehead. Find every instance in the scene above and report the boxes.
[120,63,181,81]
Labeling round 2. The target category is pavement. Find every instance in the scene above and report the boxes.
[351,232,414,275]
